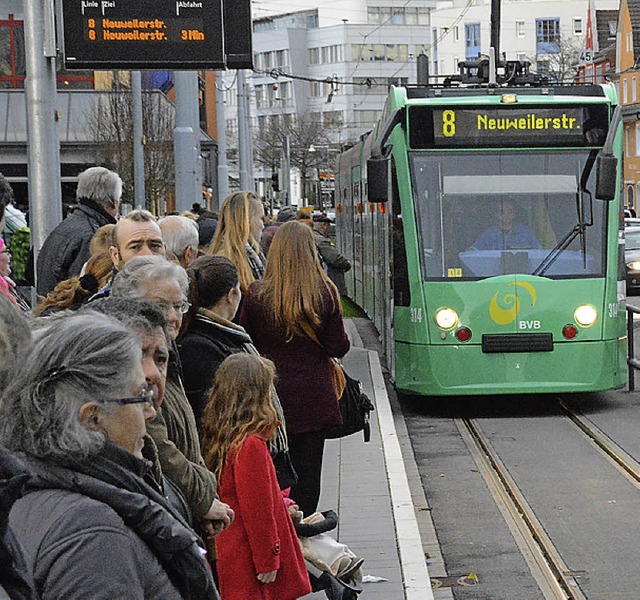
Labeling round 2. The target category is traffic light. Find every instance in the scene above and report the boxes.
[271,173,280,192]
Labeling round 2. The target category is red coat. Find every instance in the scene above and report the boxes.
[239,283,350,436]
[216,435,311,600]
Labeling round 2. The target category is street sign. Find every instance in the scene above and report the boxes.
[60,0,225,70]
[579,49,593,65]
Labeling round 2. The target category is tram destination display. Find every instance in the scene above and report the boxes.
[409,104,609,149]
[60,0,224,69]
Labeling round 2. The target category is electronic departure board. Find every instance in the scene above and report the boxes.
[409,104,610,149]
[61,0,225,70]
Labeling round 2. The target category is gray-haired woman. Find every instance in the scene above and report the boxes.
[0,312,217,600]
[111,256,233,536]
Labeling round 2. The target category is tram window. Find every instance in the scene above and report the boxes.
[409,150,607,280]
[391,160,410,306]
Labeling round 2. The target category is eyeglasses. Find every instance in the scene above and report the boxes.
[156,300,191,315]
[102,388,154,408]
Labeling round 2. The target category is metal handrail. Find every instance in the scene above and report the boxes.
[627,305,640,391]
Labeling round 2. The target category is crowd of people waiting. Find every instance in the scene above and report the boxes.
[0,166,355,600]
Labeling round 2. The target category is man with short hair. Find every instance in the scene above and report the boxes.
[158,215,199,268]
[88,209,166,302]
[36,166,121,295]
[109,209,166,271]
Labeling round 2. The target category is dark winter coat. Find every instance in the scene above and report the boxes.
[239,282,350,436]
[35,200,116,296]
[313,230,351,296]
[9,442,218,600]
[0,447,37,600]
[216,435,311,600]
[179,309,289,457]
[180,310,257,424]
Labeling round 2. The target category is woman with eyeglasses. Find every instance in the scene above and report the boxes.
[111,256,233,538]
[0,312,217,599]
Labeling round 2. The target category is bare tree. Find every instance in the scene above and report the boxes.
[84,72,175,214]
[253,112,340,206]
[532,33,583,83]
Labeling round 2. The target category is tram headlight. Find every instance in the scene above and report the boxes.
[435,308,459,330]
[574,304,597,327]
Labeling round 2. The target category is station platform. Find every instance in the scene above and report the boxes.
[302,320,438,600]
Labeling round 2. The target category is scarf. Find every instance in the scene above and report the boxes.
[22,443,218,600]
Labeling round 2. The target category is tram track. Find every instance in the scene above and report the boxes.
[456,397,640,599]
[457,416,587,600]
[557,398,640,490]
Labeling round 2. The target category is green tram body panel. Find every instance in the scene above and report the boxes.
[336,83,627,396]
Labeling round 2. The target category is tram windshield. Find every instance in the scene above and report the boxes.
[409,150,608,281]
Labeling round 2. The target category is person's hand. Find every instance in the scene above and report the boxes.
[257,570,277,583]
[204,498,234,524]
[201,519,226,540]
[201,498,234,537]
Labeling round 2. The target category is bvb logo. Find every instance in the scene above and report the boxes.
[489,282,537,325]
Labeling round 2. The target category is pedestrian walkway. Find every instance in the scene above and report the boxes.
[302,320,434,599]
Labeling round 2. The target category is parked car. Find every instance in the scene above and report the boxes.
[625,227,640,294]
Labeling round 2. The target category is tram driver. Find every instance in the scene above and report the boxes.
[471,199,540,251]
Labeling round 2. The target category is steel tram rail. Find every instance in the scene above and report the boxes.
[456,417,587,600]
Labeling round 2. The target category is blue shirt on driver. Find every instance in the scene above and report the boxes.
[472,223,540,251]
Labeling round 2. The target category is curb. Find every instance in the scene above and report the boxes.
[366,349,434,600]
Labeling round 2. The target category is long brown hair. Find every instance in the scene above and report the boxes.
[200,353,278,481]
[207,191,262,293]
[258,220,338,341]
[33,252,113,315]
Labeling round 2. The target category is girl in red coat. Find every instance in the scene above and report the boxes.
[200,353,311,600]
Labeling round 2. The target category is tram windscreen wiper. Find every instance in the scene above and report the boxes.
[532,151,597,277]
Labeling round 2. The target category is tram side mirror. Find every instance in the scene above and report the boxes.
[367,156,389,203]
[595,152,617,201]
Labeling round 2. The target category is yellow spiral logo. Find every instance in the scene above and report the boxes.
[489,282,537,325]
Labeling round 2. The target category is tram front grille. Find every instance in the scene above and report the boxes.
[481,333,553,353]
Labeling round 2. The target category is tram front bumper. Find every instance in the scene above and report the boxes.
[394,338,626,396]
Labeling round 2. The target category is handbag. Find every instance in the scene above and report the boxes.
[325,369,375,442]
[300,322,374,442]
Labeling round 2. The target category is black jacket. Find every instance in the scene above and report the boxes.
[9,443,217,600]
[0,447,37,600]
[179,310,254,426]
[36,200,116,296]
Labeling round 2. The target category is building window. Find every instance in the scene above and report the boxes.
[353,44,409,62]
[626,126,631,157]
[536,17,560,54]
[636,123,640,156]
[624,78,629,104]
[354,110,381,127]
[633,77,638,103]
[573,18,583,35]
[309,47,320,64]
[516,20,526,38]
[465,23,481,59]
[323,111,343,127]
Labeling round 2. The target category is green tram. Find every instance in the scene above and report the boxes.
[336,82,627,396]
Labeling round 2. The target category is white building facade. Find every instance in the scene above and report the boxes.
[429,0,619,81]
[222,1,436,202]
